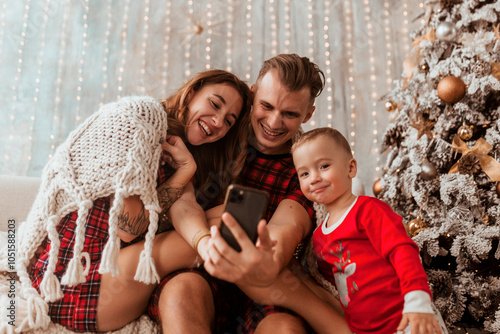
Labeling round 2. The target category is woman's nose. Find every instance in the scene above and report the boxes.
[212,113,223,127]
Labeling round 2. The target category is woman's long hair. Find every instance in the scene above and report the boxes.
[161,69,252,207]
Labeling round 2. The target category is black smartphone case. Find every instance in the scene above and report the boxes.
[220,184,269,252]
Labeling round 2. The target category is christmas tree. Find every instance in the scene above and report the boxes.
[377,0,500,332]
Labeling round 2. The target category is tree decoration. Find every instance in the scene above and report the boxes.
[407,217,427,237]
[437,76,466,104]
[492,62,500,81]
[421,161,437,180]
[457,123,473,141]
[410,115,436,140]
[449,136,500,181]
[372,178,382,196]
[379,2,500,329]
[385,100,397,112]
[436,22,457,42]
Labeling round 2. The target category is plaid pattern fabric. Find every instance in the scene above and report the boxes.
[30,198,110,332]
[240,146,315,222]
[148,146,315,333]
[29,164,169,332]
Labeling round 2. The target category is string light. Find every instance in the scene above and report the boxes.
[99,0,112,106]
[205,3,212,69]
[383,0,393,93]
[225,2,234,71]
[362,0,381,175]
[52,0,69,156]
[140,0,150,93]
[307,0,314,60]
[117,0,131,99]
[269,0,277,56]
[28,0,51,172]
[402,1,410,52]
[322,1,334,128]
[184,1,194,78]
[162,1,172,91]
[245,0,253,80]
[283,0,291,53]
[75,0,89,123]
[344,0,356,152]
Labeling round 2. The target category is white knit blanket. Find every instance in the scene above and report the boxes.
[0,96,168,333]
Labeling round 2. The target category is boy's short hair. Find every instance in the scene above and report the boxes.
[292,127,353,158]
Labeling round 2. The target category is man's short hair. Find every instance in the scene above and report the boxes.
[255,54,325,107]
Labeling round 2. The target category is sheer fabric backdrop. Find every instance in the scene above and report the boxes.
[0,0,424,194]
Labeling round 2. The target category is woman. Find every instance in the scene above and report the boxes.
[20,69,252,332]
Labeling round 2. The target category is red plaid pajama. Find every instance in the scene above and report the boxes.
[30,164,170,332]
[148,146,315,333]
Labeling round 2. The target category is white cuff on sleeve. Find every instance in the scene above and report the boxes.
[402,290,433,314]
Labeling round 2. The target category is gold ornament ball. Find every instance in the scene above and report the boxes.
[407,218,426,236]
[437,76,466,104]
[458,123,473,140]
[385,100,397,112]
[373,179,383,196]
[421,162,437,180]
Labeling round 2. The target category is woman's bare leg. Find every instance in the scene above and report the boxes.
[96,231,198,331]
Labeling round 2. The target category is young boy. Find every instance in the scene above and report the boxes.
[290,127,447,334]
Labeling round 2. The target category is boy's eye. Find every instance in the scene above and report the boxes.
[320,164,330,170]
[299,172,309,178]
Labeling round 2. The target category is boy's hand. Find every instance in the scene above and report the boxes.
[397,313,442,334]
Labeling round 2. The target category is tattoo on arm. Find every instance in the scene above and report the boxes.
[157,186,183,215]
[118,206,149,236]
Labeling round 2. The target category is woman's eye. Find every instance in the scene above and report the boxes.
[225,118,232,127]
[210,100,220,109]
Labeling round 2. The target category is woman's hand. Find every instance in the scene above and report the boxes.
[161,135,196,173]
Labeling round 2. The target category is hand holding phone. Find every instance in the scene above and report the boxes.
[219,184,268,252]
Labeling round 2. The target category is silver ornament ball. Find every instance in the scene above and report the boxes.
[436,22,457,42]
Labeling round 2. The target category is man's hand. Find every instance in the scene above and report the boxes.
[204,212,278,287]
[397,312,442,334]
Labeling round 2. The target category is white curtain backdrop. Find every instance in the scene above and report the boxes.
[0,0,424,194]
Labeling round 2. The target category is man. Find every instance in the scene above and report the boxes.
[148,54,329,333]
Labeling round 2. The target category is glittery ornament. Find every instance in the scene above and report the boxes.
[421,161,437,180]
[437,76,466,104]
[373,178,383,196]
[447,205,474,226]
[407,218,426,236]
[385,100,397,112]
[457,123,473,140]
[436,22,457,42]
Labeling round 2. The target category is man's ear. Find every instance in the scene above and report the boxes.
[302,105,315,123]
[250,84,256,99]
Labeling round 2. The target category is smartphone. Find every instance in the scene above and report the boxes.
[219,184,269,252]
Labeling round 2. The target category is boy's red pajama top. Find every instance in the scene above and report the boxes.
[313,196,431,334]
